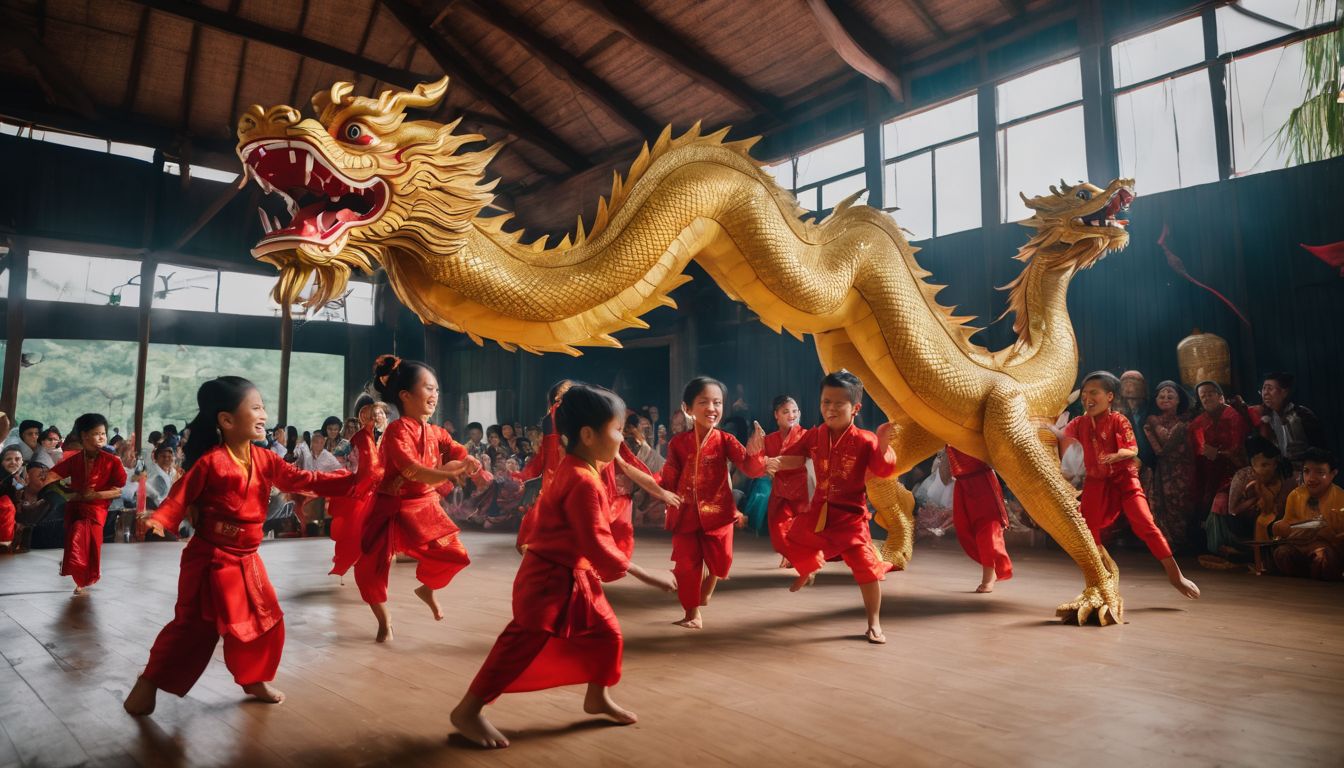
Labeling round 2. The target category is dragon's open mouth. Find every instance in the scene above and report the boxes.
[1076,187,1133,230]
[240,139,389,255]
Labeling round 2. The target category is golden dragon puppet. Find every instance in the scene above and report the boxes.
[236,78,1136,625]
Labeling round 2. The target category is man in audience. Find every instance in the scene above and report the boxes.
[144,444,179,510]
[1189,381,1249,531]
[38,427,63,465]
[1247,372,1328,466]
[14,420,42,461]
[268,425,288,457]
[625,413,664,475]
[17,453,65,550]
[1272,448,1344,580]
[464,422,486,460]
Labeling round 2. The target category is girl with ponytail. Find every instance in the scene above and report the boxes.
[353,355,488,643]
[451,384,676,749]
[124,377,357,717]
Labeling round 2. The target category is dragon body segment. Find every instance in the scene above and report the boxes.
[237,78,1137,624]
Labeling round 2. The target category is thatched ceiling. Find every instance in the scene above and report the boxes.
[0,0,1068,234]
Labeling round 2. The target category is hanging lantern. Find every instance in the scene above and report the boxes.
[1177,328,1231,388]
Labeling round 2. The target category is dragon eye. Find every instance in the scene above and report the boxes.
[1076,189,1092,200]
[341,122,373,145]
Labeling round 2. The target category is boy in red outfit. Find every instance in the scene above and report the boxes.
[1053,371,1200,600]
[772,370,897,644]
[945,446,1013,593]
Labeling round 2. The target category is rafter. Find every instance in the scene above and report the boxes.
[997,0,1027,17]
[459,0,661,139]
[570,0,781,119]
[180,24,202,131]
[806,0,904,102]
[122,6,153,112]
[0,8,100,120]
[287,0,312,107]
[902,0,948,40]
[380,0,590,171]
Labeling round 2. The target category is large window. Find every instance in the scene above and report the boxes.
[1112,18,1219,195]
[1227,37,1342,176]
[27,251,141,306]
[10,339,344,437]
[145,262,374,324]
[881,94,980,240]
[767,133,866,213]
[996,59,1088,222]
[467,390,498,430]
[152,264,219,312]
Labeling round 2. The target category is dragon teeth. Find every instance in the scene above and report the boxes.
[257,208,273,234]
[304,153,313,185]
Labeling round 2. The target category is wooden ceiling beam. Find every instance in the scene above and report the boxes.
[805,0,904,102]
[459,0,662,139]
[122,6,153,112]
[380,0,591,171]
[903,0,948,40]
[287,0,313,107]
[180,24,202,131]
[571,0,782,119]
[997,0,1027,17]
[0,8,101,120]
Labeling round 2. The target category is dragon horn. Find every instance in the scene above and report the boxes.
[383,76,451,114]
[312,81,355,116]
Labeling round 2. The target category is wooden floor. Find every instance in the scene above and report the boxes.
[1,532,1341,768]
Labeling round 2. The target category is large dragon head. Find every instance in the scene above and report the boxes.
[1017,178,1135,270]
[235,77,496,309]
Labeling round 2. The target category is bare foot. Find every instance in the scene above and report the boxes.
[72,587,87,596]
[778,556,791,569]
[370,602,393,643]
[123,677,158,716]
[242,682,285,704]
[414,584,444,621]
[975,582,995,593]
[1172,576,1201,599]
[583,686,638,724]
[865,626,887,645]
[673,613,703,630]
[450,700,509,748]
[789,572,815,592]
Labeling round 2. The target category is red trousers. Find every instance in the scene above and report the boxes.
[354,496,470,605]
[951,471,1013,581]
[670,526,733,612]
[1080,474,1173,561]
[61,511,106,588]
[469,554,622,702]
[788,540,891,584]
[327,495,373,577]
[141,539,285,695]
[0,497,15,543]
[766,495,803,558]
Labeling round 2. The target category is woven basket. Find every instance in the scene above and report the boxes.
[1177,328,1231,388]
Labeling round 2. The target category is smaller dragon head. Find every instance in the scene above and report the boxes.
[235,77,496,309]
[1018,178,1135,269]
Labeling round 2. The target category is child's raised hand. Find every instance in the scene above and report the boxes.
[746,421,766,454]
[875,422,895,447]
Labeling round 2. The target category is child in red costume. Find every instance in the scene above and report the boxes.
[659,376,766,629]
[123,376,355,715]
[762,395,808,569]
[451,384,677,749]
[48,413,126,594]
[354,355,489,643]
[772,370,897,644]
[1053,371,1200,600]
[515,380,572,553]
[945,446,1013,593]
[326,396,388,581]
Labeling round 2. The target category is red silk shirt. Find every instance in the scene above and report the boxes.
[524,453,630,583]
[783,423,897,529]
[765,425,809,503]
[660,427,765,532]
[1062,410,1140,482]
[51,449,127,524]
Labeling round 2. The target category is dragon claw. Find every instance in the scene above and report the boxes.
[1056,584,1123,626]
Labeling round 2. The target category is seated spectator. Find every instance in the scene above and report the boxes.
[268,425,288,457]
[1207,437,1296,554]
[18,453,65,550]
[2,445,25,498]
[14,420,42,461]
[144,444,179,510]
[1189,381,1250,532]
[484,425,507,463]
[1246,372,1328,465]
[464,422,485,459]
[624,413,665,475]
[1143,381,1197,552]
[1272,448,1344,580]
[38,427,63,464]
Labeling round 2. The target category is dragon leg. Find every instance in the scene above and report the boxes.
[812,330,938,569]
[981,384,1122,626]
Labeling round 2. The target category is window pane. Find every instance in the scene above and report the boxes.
[1216,1,1330,53]
[793,133,864,187]
[1112,17,1205,88]
[763,159,794,189]
[883,94,978,158]
[1227,39,1339,176]
[885,152,933,241]
[1115,70,1219,194]
[27,251,141,306]
[0,266,8,300]
[218,271,284,318]
[468,391,498,429]
[152,264,218,312]
[997,58,1082,123]
[820,173,867,210]
[998,106,1088,222]
[308,279,376,324]
[16,339,140,435]
[934,138,982,236]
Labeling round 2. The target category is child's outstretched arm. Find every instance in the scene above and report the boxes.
[627,562,676,592]
[616,455,682,507]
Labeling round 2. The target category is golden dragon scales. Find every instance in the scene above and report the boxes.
[236,78,1137,625]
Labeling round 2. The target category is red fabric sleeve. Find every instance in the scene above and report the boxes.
[517,440,548,481]
[48,451,78,481]
[658,436,683,494]
[1062,416,1083,442]
[617,442,650,476]
[866,431,898,478]
[383,422,421,476]
[267,449,356,497]
[567,473,629,582]
[438,426,468,462]
[1115,414,1138,452]
[722,433,765,477]
[780,428,814,458]
[1188,415,1207,454]
[105,453,128,490]
[151,453,212,533]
